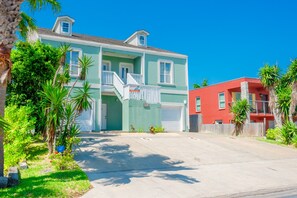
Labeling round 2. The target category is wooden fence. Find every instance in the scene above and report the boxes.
[200,123,264,136]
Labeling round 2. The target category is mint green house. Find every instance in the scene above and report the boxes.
[29,16,189,132]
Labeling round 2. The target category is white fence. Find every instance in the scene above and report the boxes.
[201,123,264,136]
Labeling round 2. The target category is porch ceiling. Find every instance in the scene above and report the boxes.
[103,51,138,59]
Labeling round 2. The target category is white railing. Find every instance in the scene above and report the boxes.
[127,73,139,85]
[113,72,124,97]
[123,84,160,104]
[102,71,113,85]
[129,73,143,84]
[102,71,160,104]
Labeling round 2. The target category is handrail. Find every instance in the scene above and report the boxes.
[129,73,143,85]
[113,72,124,97]
[127,73,139,85]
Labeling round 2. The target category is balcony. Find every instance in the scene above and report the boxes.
[229,100,272,115]
[101,71,160,104]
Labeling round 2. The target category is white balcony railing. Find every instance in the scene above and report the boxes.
[129,73,143,84]
[123,84,160,104]
[102,71,160,104]
[102,71,113,85]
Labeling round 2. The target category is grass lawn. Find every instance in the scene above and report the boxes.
[257,137,296,149]
[0,141,91,197]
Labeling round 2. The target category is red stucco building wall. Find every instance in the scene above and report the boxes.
[189,77,274,129]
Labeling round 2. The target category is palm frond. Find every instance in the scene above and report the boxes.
[26,0,61,13]
[79,55,93,80]
[19,12,36,39]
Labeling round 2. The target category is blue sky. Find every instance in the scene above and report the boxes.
[22,0,297,89]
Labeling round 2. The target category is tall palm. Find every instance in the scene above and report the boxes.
[259,64,282,127]
[0,0,61,177]
[287,59,297,122]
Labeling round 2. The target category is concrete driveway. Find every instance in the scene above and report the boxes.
[75,132,297,198]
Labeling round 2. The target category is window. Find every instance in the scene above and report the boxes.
[102,61,111,71]
[218,92,225,109]
[139,35,145,46]
[196,97,201,112]
[159,60,173,84]
[215,120,223,124]
[61,22,70,34]
[66,50,81,77]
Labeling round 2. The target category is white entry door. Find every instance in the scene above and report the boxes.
[119,63,133,83]
[161,106,183,132]
[77,101,94,132]
[101,103,107,130]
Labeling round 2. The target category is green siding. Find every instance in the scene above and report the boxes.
[41,39,100,84]
[122,100,161,132]
[145,54,187,90]
[161,93,187,103]
[102,95,122,130]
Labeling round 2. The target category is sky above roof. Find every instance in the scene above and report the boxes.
[22,0,297,89]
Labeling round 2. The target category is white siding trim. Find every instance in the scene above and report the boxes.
[38,34,188,59]
[98,47,102,131]
[161,102,184,107]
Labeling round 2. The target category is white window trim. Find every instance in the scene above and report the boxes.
[61,21,71,34]
[102,60,111,71]
[196,97,201,112]
[158,59,174,85]
[119,62,134,80]
[218,92,225,109]
[138,34,146,46]
[69,48,82,77]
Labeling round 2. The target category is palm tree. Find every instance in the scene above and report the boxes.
[287,59,297,122]
[0,0,61,177]
[72,81,93,115]
[259,64,282,128]
[231,99,250,136]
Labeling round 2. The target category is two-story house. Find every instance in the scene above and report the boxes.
[29,16,189,132]
[189,77,274,130]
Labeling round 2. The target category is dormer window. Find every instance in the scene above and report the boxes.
[61,21,70,34]
[139,35,145,46]
[52,16,75,35]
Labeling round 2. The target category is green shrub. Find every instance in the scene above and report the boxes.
[292,135,297,148]
[280,122,297,145]
[154,126,165,133]
[266,128,281,140]
[50,152,78,170]
[4,105,36,170]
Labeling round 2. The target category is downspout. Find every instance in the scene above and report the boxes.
[98,46,103,131]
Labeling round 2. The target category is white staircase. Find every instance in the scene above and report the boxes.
[102,71,160,104]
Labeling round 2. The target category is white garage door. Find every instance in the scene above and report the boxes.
[161,106,183,132]
[77,103,94,132]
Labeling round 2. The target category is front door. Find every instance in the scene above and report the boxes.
[101,103,107,130]
[120,63,133,83]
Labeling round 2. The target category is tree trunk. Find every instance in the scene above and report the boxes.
[289,82,297,123]
[0,0,23,177]
[269,87,282,128]
[0,85,6,177]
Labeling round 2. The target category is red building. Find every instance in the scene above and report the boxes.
[189,77,274,130]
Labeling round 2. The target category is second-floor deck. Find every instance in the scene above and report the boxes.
[101,71,160,104]
[229,100,272,115]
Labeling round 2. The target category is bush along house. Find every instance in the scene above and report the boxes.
[28,16,189,132]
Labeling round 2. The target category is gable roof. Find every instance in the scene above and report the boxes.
[52,16,75,32]
[124,30,150,43]
[36,28,186,57]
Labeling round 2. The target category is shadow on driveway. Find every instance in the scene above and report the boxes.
[74,135,199,186]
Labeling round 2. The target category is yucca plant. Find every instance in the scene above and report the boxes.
[280,122,297,145]
[72,81,93,114]
[231,99,250,136]
[259,64,282,127]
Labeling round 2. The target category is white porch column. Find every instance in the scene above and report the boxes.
[98,46,103,131]
[141,52,146,84]
[241,81,250,123]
